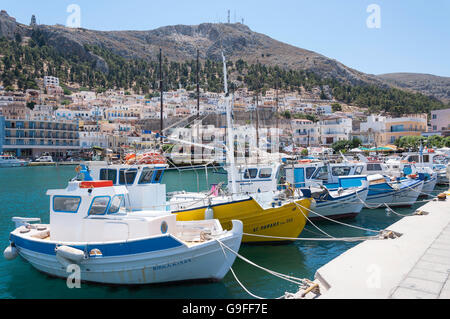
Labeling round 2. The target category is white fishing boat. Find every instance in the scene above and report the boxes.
[365,174,423,208]
[401,150,448,185]
[3,180,243,285]
[384,160,437,195]
[293,159,424,208]
[0,155,29,168]
[285,160,369,220]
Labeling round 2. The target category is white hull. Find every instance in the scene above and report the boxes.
[311,189,369,220]
[13,221,243,285]
[421,177,438,195]
[0,161,28,168]
[366,180,423,207]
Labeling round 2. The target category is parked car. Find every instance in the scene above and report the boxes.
[34,156,54,162]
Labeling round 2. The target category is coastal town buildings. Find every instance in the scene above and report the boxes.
[0,75,442,160]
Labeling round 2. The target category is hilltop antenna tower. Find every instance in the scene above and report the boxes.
[227,10,230,23]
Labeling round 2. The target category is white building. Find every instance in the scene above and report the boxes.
[319,116,353,145]
[291,119,321,146]
[43,76,59,87]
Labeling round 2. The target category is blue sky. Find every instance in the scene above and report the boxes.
[2,0,450,76]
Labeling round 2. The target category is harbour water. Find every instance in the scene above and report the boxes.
[0,166,441,299]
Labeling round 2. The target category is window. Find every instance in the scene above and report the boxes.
[259,168,272,178]
[408,156,419,163]
[153,170,164,183]
[88,196,110,215]
[138,168,154,184]
[367,164,382,171]
[244,168,258,179]
[100,169,117,184]
[313,166,329,180]
[305,167,316,179]
[53,196,81,213]
[107,195,124,214]
[331,166,351,176]
[355,166,363,175]
[119,169,138,185]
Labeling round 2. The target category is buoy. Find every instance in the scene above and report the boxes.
[204,206,214,220]
[4,245,18,260]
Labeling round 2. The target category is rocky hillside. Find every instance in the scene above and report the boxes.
[0,10,382,87]
[377,73,450,103]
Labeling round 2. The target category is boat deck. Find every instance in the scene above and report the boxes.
[304,191,450,299]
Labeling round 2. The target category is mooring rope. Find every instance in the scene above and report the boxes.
[293,199,382,234]
[215,238,311,299]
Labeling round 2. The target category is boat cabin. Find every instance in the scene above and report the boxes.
[46,180,176,243]
[285,161,368,190]
[80,162,168,212]
[229,162,285,194]
[401,152,448,168]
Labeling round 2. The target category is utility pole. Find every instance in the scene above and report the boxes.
[159,48,163,143]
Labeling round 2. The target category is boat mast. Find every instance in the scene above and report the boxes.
[159,48,164,143]
[197,49,200,118]
[223,52,237,195]
[255,92,260,163]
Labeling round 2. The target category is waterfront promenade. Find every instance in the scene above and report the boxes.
[308,192,450,299]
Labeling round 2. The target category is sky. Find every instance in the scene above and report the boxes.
[2,0,450,77]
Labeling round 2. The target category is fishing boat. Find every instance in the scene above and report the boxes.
[297,159,424,208]
[169,161,313,243]
[384,160,437,195]
[284,160,369,220]
[0,155,29,168]
[401,150,449,185]
[3,179,243,285]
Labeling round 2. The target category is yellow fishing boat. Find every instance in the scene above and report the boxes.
[173,195,312,243]
[169,162,313,243]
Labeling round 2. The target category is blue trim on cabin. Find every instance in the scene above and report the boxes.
[10,233,184,257]
[52,196,82,214]
[88,196,111,216]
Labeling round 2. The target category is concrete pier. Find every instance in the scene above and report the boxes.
[307,191,450,299]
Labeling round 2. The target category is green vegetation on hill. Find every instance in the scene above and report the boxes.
[0,34,447,116]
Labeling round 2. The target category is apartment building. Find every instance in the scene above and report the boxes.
[0,116,80,158]
[319,116,353,145]
[291,119,321,146]
[431,108,450,134]
[359,114,428,145]
[43,76,60,87]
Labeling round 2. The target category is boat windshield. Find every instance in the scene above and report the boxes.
[107,195,124,214]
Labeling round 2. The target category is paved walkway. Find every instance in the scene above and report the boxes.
[391,222,450,299]
[313,193,450,299]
